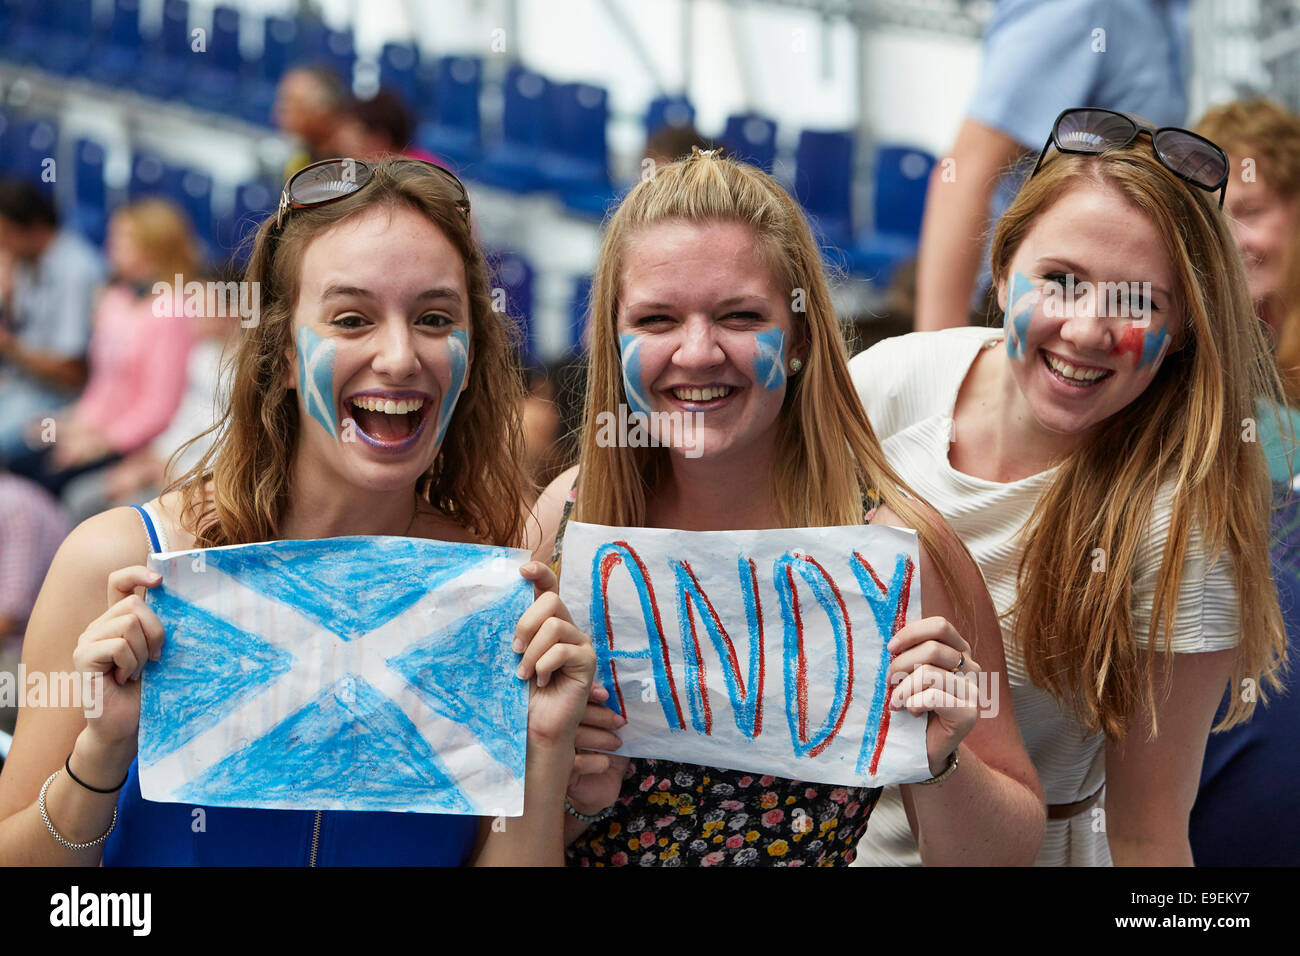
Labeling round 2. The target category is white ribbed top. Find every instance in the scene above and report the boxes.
[847,327,1240,867]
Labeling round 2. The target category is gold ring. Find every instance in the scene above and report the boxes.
[952,653,964,674]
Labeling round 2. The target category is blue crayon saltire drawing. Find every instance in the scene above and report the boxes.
[619,333,654,418]
[558,520,933,786]
[297,326,338,439]
[1004,272,1040,361]
[139,536,533,815]
[753,326,787,390]
[433,327,470,450]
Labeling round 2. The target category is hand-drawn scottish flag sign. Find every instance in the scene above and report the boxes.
[559,521,932,786]
[140,537,533,815]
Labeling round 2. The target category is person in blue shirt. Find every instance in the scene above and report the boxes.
[0,178,105,463]
[914,0,1190,331]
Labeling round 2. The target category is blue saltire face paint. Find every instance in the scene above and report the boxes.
[433,327,470,450]
[752,326,787,390]
[619,333,654,418]
[1004,272,1041,361]
[296,326,338,439]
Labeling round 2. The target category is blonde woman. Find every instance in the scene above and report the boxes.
[0,158,594,865]
[850,108,1288,866]
[531,152,1044,866]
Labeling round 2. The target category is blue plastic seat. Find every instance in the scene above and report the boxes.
[570,274,592,352]
[85,0,143,88]
[473,65,551,192]
[165,165,215,252]
[722,113,777,172]
[134,0,190,100]
[69,136,108,245]
[185,5,245,116]
[644,95,694,136]
[539,82,610,194]
[415,55,483,168]
[793,129,855,246]
[318,27,355,89]
[850,145,936,287]
[261,15,298,85]
[215,180,275,266]
[379,42,421,113]
[488,249,535,358]
[12,118,59,194]
[128,151,168,199]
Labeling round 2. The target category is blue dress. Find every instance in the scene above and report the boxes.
[103,505,480,866]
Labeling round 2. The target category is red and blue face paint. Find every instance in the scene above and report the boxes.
[1111,323,1170,371]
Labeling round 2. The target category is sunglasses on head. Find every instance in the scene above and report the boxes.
[274,157,471,232]
[1031,107,1229,208]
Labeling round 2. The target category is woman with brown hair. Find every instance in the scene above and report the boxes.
[0,158,595,865]
[851,109,1288,865]
[532,150,1044,866]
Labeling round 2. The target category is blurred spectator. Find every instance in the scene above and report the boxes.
[275,64,351,178]
[1194,100,1300,482]
[0,473,71,735]
[332,89,446,165]
[9,200,198,497]
[0,178,105,463]
[61,284,238,523]
[1188,100,1300,864]
[913,0,1190,331]
[1196,98,1300,333]
[644,123,712,167]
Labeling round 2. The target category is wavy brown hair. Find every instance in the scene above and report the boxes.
[992,147,1287,739]
[171,158,529,548]
[573,153,974,621]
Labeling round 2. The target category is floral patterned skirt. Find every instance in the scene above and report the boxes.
[566,758,881,866]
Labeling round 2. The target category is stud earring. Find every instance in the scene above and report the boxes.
[789,358,803,373]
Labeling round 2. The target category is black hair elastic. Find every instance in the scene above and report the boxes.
[65,754,129,794]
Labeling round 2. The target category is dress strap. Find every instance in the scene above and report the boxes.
[131,503,163,554]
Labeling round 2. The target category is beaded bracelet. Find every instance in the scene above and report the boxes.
[564,796,615,824]
[39,770,118,851]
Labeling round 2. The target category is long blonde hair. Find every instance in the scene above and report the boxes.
[172,158,529,548]
[574,154,972,616]
[992,147,1287,738]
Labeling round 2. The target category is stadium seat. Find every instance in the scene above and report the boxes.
[473,65,552,192]
[69,136,108,245]
[849,144,936,287]
[85,0,143,88]
[488,249,536,358]
[793,128,855,246]
[644,95,694,136]
[721,113,777,172]
[415,55,483,169]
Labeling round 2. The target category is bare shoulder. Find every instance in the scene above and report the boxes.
[524,465,580,561]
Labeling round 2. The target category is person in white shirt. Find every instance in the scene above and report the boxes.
[850,110,1287,865]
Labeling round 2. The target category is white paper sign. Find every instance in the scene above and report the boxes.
[559,521,932,786]
[140,536,533,815]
